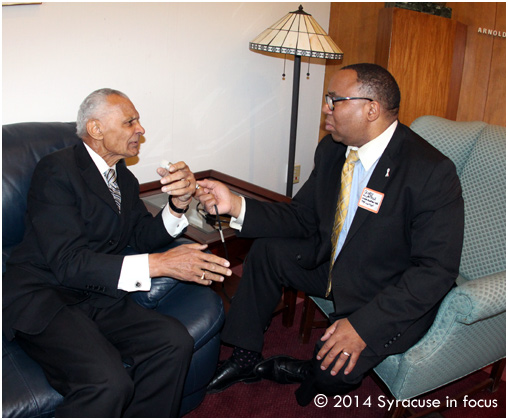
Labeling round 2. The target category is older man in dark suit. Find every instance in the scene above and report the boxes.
[198,64,464,405]
[3,88,232,417]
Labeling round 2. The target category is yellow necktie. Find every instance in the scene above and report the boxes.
[326,149,360,297]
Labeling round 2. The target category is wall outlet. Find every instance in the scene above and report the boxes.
[293,165,301,184]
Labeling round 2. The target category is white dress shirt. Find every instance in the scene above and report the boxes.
[84,143,188,292]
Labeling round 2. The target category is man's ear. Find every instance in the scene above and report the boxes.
[366,101,381,122]
[87,120,103,140]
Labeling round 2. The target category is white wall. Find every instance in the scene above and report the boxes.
[2,2,332,195]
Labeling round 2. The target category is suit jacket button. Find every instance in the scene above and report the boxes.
[296,254,302,261]
[108,240,115,246]
[384,344,389,348]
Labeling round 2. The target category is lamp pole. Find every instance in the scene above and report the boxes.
[286,54,301,197]
[249,5,343,196]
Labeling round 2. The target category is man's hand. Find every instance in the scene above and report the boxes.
[195,179,242,218]
[149,243,232,285]
[157,161,196,204]
[316,318,367,376]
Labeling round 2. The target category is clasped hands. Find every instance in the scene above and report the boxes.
[157,162,197,212]
[149,162,232,286]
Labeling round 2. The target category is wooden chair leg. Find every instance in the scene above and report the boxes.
[299,295,317,344]
[488,358,506,393]
[385,403,408,418]
[282,287,297,327]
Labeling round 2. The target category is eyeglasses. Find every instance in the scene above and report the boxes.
[325,94,374,111]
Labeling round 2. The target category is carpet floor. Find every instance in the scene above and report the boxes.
[185,301,505,418]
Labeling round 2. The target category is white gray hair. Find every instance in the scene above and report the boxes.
[76,88,129,139]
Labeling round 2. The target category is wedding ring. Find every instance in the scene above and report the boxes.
[201,272,206,280]
[343,351,351,357]
[195,184,201,190]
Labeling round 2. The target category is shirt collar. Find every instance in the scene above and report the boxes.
[347,120,398,171]
[83,142,116,178]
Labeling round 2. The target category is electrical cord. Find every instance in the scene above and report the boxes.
[196,202,231,226]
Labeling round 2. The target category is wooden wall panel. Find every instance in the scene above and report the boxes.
[319,3,384,140]
[449,2,504,124]
[376,8,466,126]
[484,2,506,126]
[449,2,506,126]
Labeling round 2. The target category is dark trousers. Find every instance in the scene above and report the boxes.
[221,237,385,403]
[16,296,193,418]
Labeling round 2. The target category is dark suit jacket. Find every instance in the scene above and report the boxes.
[238,122,464,356]
[3,142,173,340]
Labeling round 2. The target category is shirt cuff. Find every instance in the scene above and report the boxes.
[229,196,246,231]
[118,254,151,292]
[162,203,189,236]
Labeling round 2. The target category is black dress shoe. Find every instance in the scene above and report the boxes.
[254,355,311,384]
[206,359,261,394]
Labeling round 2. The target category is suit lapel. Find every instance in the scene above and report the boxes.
[341,124,405,250]
[75,143,121,214]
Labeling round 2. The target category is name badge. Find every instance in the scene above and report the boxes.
[358,188,384,213]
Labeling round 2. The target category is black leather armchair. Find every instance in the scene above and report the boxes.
[2,122,224,417]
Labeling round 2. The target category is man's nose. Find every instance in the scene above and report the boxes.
[136,122,145,135]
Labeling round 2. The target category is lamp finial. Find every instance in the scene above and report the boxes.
[293,4,310,15]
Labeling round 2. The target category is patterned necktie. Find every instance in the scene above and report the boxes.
[326,149,360,297]
[104,168,121,212]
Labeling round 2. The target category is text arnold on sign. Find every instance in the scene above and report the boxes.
[478,27,506,38]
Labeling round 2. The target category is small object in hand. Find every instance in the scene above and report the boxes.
[160,160,172,170]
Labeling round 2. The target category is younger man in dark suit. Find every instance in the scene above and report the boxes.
[3,88,232,417]
[198,64,464,405]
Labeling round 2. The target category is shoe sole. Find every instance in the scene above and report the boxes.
[206,375,262,394]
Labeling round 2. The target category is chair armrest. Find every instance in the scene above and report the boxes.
[400,272,505,360]
[455,271,506,325]
[374,272,506,400]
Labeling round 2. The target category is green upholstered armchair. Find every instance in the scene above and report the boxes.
[299,116,506,417]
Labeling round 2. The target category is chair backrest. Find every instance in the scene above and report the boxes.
[411,116,506,281]
[2,122,81,271]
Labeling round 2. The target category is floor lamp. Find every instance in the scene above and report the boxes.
[250,5,343,197]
